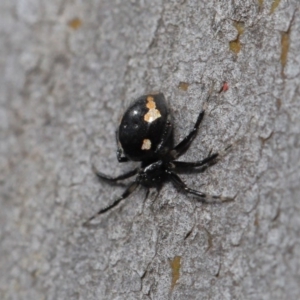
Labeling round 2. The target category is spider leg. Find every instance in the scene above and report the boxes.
[93,165,138,182]
[168,171,233,203]
[172,144,233,171]
[173,153,218,170]
[140,188,150,213]
[116,130,129,162]
[170,93,212,159]
[117,148,129,162]
[172,161,217,174]
[170,110,205,159]
[83,181,139,225]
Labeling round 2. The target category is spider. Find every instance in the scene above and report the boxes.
[85,92,233,224]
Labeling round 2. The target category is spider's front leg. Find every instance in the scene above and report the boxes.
[170,94,211,160]
[116,130,129,162]
[83,181,139,226]
[92,165,138,182]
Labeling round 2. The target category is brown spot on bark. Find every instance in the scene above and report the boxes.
[281,31,289,76]
[170,256,181,290]
[178,82,189,91]
[270,0,281,14]
[229,22,244,54]
[68,18,82,30]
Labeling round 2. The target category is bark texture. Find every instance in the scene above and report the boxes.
[1,0,300,299]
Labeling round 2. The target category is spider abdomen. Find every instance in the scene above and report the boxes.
[118,93,173,161]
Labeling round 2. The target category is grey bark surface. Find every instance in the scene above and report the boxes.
[1,0,300,299]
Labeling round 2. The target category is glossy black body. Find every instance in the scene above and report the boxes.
[118,93,173,162]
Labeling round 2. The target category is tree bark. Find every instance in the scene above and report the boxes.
[1,0,300,299]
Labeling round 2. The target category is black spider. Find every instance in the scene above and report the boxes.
[85,92,233,224]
